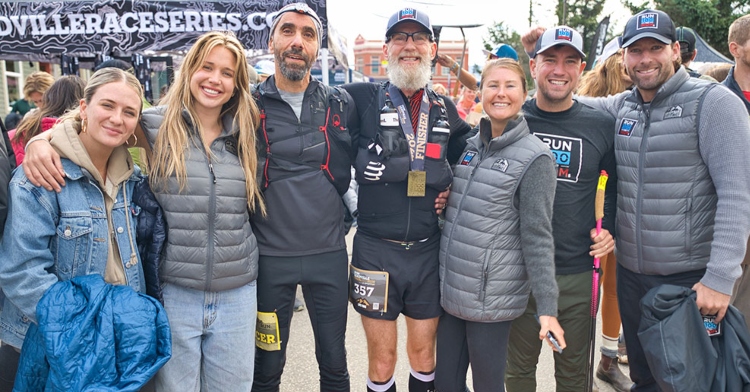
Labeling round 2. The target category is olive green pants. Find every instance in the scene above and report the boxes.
[505,271,594,392]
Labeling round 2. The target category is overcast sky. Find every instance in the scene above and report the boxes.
[325,0,631,68]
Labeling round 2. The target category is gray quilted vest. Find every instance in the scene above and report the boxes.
[440,117,553,322]
[615,70,717,275]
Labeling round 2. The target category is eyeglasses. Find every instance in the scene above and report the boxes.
[387,31,432,45]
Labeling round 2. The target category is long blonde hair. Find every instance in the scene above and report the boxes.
[150,31,264,214]
[578,52,630,97]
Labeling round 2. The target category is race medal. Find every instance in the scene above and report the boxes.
[349,265,389,313]
[255,311,281,351]
[407,170,427,197]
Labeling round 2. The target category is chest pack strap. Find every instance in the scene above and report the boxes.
[254,84,349,190]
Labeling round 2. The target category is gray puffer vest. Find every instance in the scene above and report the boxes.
[440,117,553,322]
[615,70,717,276]
[141,107,259,292]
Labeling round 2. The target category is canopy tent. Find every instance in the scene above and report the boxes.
[694,33,733,64]
[0,0,328,61]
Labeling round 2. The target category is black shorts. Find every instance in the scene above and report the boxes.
[351,232,443,321]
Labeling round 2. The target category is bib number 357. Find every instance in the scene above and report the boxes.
[349,265,389,313]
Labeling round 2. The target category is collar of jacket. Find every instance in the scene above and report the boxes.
[469,115,529,152]
[722,66,750,115]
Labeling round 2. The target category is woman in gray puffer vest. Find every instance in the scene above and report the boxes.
[435,59,563,392]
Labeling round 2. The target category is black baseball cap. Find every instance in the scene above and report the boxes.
[675,26,697,55]
[385,8,432,39]
[621,9,676,48]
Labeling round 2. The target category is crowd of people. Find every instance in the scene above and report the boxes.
[1,3,750,392]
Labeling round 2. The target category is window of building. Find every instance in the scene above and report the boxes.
[357,58,364,73]
[371,55,379,74]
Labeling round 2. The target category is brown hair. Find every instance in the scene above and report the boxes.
[729,14,750,47]
[480,58,528,95]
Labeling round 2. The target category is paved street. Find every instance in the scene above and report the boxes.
[280,229,629,391]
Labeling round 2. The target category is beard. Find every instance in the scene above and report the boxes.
[387,51,432,91]
[275,47,314,82]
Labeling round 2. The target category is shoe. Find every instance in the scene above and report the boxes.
[596,358,634,392]
[294,297,305,312]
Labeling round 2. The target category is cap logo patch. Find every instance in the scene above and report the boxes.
[399,8,417,21]
[637,13,658,29]
[555,28,573,42]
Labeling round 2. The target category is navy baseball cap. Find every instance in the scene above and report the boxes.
[532,26,586,59]
[621,9,676,48]
[483,43,519,61]
[385,8,432,39]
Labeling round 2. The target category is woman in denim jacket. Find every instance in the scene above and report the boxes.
[0,68,146,389]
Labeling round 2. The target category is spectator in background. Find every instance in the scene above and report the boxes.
[11,71,54,116]
[702,63,732,83]
[455,85,477,119]
[9,76,85,165]
[578,37,633,97]
[432,83,447,96]
[675,26,717,81]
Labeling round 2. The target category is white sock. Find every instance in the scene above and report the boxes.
[367,376,395,392]
[410,368,435,382]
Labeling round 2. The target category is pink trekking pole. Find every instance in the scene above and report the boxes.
[586,170,608,392]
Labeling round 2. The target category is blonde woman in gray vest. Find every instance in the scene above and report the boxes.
[435,58,564,392]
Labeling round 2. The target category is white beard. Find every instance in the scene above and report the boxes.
[387,52,432,91]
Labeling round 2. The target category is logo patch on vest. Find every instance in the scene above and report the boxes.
[491,158,509,172]
[225,138,238,156]
[619,119,637,137]
[460,151,477,166]
[534,133,584,183]
[664,105,683,119]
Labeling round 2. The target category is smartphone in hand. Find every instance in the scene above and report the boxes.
[535,314,564,354]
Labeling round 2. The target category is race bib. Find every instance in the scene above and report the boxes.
[256,311,281,351]
[350,265,389,313]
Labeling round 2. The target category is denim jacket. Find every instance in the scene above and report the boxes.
[0,158,145,349]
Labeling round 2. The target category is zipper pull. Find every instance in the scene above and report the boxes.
[209,162,217,184]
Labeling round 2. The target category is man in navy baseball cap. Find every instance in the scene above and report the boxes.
[620,9,676,48]
[385,7,433,40]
